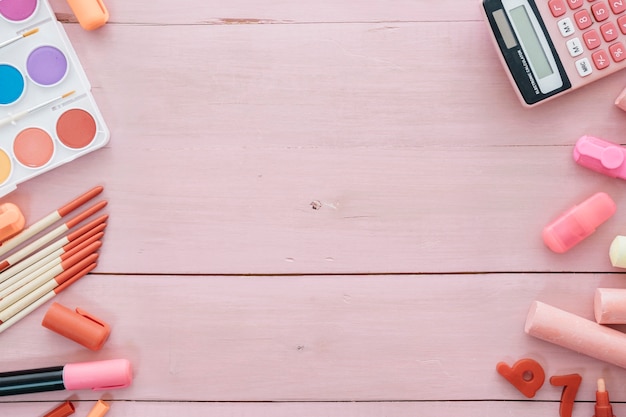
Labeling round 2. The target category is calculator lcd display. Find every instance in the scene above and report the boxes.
[509,5,552,79]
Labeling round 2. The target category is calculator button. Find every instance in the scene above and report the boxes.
[568,0,584,8]
[558,18,576,36]
[619,15,626,33]
[592,50,610,68]
[550,0,568,16]
[609,42,626,61]
[575,57,594,75]
[575,10,594,29]
[583,29,602,48]
[591,2,610,21]
[610,0,626,14]
[576,10,595,29]
[601,22,619,40]
[567,37,585,56]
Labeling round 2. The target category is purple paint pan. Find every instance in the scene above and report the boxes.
[26,46,69,86]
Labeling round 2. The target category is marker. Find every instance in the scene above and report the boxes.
[594,378,615,417]
[0,186,103,258]
[0,262,96,335]
[0,359,132,397]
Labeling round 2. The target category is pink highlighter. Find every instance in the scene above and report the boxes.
[542,192,616,253]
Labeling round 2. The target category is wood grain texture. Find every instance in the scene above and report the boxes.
[4,21,626,274]
[1,0,626,415]
[1,274,625,402]
[4,400,614,417]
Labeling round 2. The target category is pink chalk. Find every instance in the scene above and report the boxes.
[594,288,626,324]
[525,301,626,369]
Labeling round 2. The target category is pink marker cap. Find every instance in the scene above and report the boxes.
[63,359,132,391]
[542,192,616,253]
[573,135,626,179]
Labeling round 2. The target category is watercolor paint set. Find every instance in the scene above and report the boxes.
[0,0,109,197]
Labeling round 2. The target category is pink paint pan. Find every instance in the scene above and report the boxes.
[0,0,109,196]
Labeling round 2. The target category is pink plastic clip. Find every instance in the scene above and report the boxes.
[542,192,616,253]
[573,136,626,179]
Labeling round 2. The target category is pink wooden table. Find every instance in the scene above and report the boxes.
[3,0,626,415]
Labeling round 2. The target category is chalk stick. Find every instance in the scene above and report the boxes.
[594,288,626,324]
[525,301,626,369]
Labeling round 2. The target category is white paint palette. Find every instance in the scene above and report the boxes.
[0,0,109,196]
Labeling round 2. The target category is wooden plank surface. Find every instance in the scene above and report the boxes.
[1,274,625,402]
[2,0,626,416]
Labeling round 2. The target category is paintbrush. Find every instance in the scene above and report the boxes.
[0,90,75,128]
[0,28,38,49]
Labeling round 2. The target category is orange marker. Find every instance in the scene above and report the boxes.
[0,262,96,334]
[594,378,615,417]
[0,237,102,299]
[0,207,107,273]
[0,186,103,258]
[0,253,98,323]
[0,243,100,312]
[0,221,106,286]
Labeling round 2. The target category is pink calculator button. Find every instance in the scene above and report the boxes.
[601,22,619,41]
[592,2,610,21]
[584,29,602,48]
[610,42,626,61]
[575,10,593,29]
[610,0,626,14]
[619,15,626,33]
[568,0,584,8]
[593,49,610,68]
[550,0,568,16]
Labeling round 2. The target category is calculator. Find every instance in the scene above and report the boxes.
[482,0,626,106]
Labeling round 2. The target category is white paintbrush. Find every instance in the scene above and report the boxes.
[0,28,38,49]
[0,90,75,128]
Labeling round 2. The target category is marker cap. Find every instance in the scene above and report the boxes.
[66,0,109,30]
[542,192,616,253]
[63,359,132,391]
[44,401,75,417]
[0,203,25,243]
[42,302,111,351]
[86,400,110,417]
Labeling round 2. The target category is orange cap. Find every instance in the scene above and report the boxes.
[66,0,109,30]
[43,401,75,417]
[42,303,111,351]
[86,400,110,417]
[0,203,25,243]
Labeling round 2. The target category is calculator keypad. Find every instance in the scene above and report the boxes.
[550,0,626,77]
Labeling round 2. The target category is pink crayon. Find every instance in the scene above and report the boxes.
[525,301,626,369]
